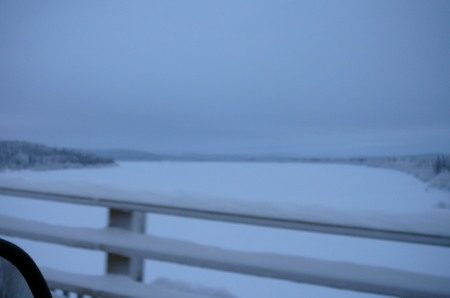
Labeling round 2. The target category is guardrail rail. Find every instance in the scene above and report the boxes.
[0,187,449,298]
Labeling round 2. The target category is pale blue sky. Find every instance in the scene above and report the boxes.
[1,0,449,156]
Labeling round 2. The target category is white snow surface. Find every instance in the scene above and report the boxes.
[0,162,449,236]
[1,161,450,298]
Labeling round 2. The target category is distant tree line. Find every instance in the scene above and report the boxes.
[0,141,114,171]
[433,155,450,174]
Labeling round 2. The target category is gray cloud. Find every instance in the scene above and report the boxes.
[1,0,449,156]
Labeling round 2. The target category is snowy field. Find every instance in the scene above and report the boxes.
[0,161,449,297]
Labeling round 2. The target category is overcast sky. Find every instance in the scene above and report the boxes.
[1,1,449,157]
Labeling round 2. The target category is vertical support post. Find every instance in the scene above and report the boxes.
[106,209,146,281]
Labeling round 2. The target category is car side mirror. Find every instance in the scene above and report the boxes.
[0,239,52,298]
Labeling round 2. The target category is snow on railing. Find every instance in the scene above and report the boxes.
[1,187,450,298]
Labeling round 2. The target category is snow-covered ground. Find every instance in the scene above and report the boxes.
[0,162,449,297]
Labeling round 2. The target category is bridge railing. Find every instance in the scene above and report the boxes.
[0,186,449,298]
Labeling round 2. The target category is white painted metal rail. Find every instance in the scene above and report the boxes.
[1,186,450,298]
[1,187,449,247]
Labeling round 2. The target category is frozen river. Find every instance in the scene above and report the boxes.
[1,161,449,297]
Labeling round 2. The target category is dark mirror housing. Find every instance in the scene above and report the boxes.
[0,239,52,298]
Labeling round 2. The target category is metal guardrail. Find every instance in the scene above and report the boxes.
[1,187,450,298]
[1,187,449,247]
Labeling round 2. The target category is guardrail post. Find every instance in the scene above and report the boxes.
[106,208,146,281]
